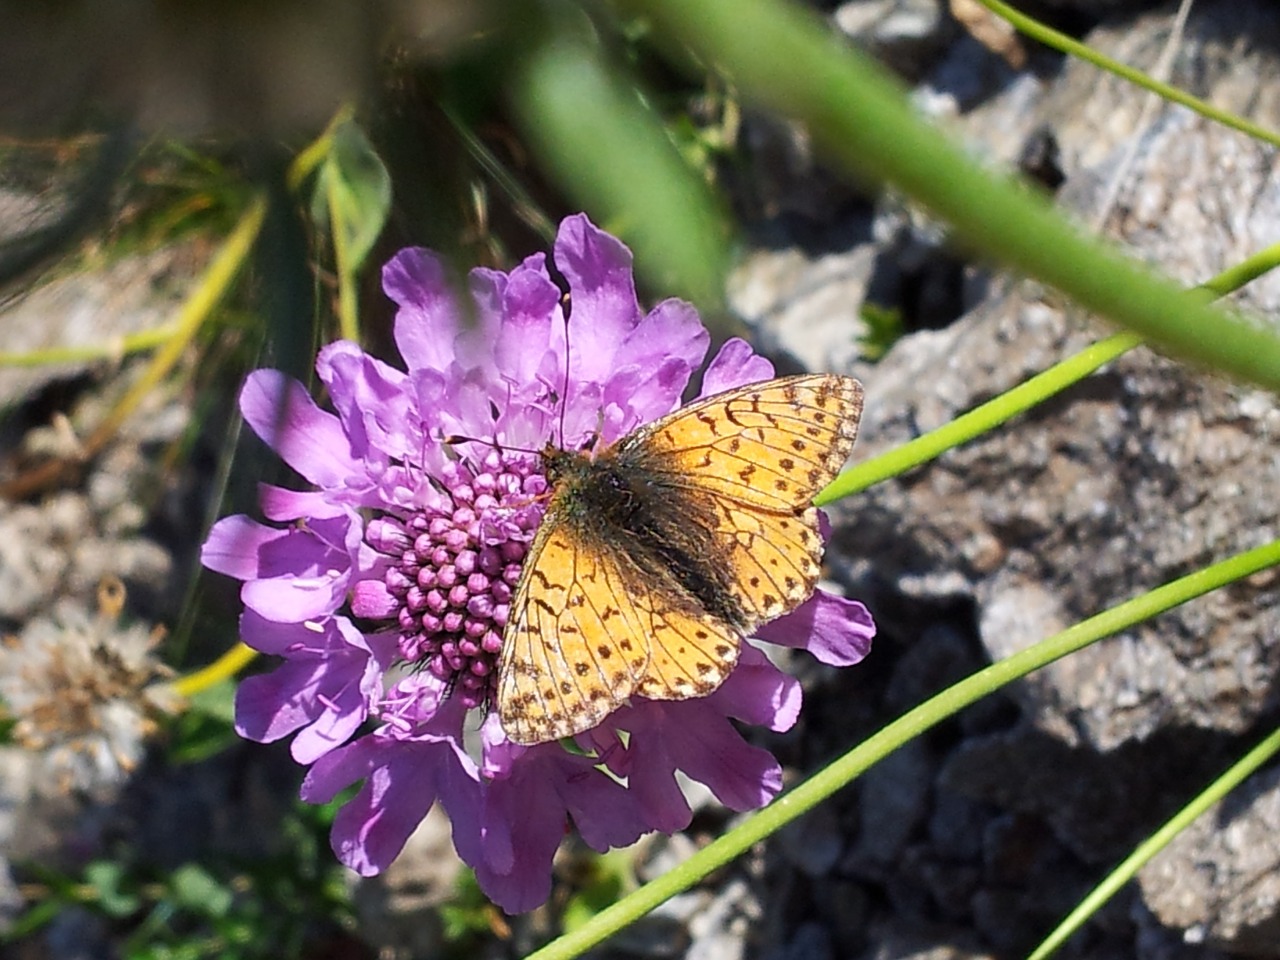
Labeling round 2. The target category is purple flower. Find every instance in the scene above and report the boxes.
[201,214,875,913]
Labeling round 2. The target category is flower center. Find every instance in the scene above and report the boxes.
[367,449,545,707]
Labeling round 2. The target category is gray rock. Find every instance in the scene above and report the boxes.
[834,0,953,83]
[1139,765,1280,956]
[727,243,876,375]
[687,877,761,960]
[778,803,845,878]
[734,1,1280,955]
[845,740,933,873]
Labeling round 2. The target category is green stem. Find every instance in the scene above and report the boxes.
[528,538,1280,960]
[976,0,1280,151]
[0,325,178,367]
[819,238,1280,503]
[1026,725,1280,960]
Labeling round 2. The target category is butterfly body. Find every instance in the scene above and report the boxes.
[541,443,753,633]
[498,374,864,745]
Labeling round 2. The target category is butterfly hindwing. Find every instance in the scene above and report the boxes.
[630,587,741,701]
[707,501,826,625]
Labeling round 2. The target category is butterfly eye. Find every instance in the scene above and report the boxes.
[488,400,501,422]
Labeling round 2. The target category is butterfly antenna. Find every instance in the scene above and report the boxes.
[558,292,572,449]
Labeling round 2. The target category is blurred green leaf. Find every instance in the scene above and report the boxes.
[628,0,1280,390]
[169,683,240,764]
[511,20,731,314]
[5,896,63,940]
[312,120,392,273]
[86,861,142,917]
[170,865,233,918]
[186,678,237,724]
[561,851,628,933]
[858,303,905,361]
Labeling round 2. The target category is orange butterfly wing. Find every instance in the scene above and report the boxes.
[497,522,649,744]
[498,509,741,743]
[618,374,863,629]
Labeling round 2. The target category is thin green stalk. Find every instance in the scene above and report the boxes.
[0,325,177,367]
[976,0,1280,151]
[621,0,1280,390]
[819,238,1280,503]
[1027,725,1280,960]
[287,105,354,193]
[328,171,361,343]
[817,330,1140,503]
[528,538,1280,960]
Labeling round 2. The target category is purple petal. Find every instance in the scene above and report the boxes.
[710,642,802,732]
[321,742,440,876]
[618,298,708,374]
[700,338,775,396]
[621,700,783,816]
[556,214,640,386]
[316,341,416,461]
[474,763,562,913]
[557,759,648,852]
[234,613,376,762]
[235,662,327,742]
[601,357,697,440]
[755,591,875,666]
[201,516,289,580]
[473,730,647,914]
[258,485,344,521]
[303,730,481,878]
[240,371,360,488]
[384,248,461,375]
[482,255,564,388]
[240,577,342,622]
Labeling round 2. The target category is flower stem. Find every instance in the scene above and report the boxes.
[169,642,258,700]
[974,0,1280,151]
[621,0,1280,389]
[818,238,1280,503]
[526,537,1280,960]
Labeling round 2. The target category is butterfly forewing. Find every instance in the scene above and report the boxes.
[621,375,863,511]
[621,374,861,623]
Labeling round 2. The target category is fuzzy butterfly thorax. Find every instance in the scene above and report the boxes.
[538,440,753,632]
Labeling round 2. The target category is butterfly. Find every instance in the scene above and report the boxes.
[497,374,864,745]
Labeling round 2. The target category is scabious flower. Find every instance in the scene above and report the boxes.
[201,214,875,913]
